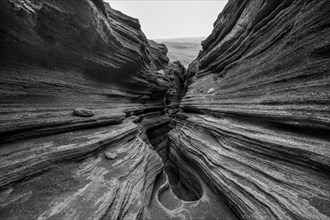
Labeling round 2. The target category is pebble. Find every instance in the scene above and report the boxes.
[207,88,215,94]
[73,108,94,117]
[105,152,118,160]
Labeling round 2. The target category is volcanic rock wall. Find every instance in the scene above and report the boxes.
[139,61,184,171]
[170,0,330,220]
[1,0,330,219]
[0,0,183,219]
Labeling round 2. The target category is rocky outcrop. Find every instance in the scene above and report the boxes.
[170,0,330,220]
[0,121,162,219]
[0,0,183,219]
[0,0,171,143]
[148,40,170,70]
[1,0,329,219]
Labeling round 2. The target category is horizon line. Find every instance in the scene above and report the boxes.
[108,0,227,1]
[151,36,206,40]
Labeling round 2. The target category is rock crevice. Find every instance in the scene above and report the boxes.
[0,0,329,219]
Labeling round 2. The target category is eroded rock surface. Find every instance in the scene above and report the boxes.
[0,122,162,219]
[1,0,329,219]
[0,0,167,142]
[170,0,330,220]
[0,0,184,219]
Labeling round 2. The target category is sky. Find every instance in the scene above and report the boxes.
[105,0,228,39]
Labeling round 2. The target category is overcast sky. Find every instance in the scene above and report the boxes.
[105,1,228,39]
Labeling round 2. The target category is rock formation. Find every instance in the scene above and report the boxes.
[0,0,182,219]
[0,0,329,219]
[170,0,330,219]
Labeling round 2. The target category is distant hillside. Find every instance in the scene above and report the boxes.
[155,37,205,67]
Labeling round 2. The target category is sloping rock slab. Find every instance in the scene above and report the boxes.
[0,121,163,219]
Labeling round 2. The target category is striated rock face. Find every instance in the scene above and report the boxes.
[148,39,170,70]
[0,0,172,143]
[0,0,183,219]
[170,0,330,220]
[1,0,330,219]
[0,121,162,219]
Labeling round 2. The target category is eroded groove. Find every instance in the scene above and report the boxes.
[0,0,329,219]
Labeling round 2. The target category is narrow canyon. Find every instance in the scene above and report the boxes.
[0,0,329,220]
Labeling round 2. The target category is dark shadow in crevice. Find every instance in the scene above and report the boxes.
[163,161,203,201]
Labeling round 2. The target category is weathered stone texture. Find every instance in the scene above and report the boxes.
[170,0,330,219]
[1,0,329,219]
[0,0,170,143]
[0,0,176,219]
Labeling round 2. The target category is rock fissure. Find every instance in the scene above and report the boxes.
[0,0,329,219]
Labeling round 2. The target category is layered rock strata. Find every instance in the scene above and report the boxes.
[148,40,170,70]
[0,121,163,219]
[0,0,170,143]
[1,0,330,219]
[170,0,330,219]
[0,0,183,219]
